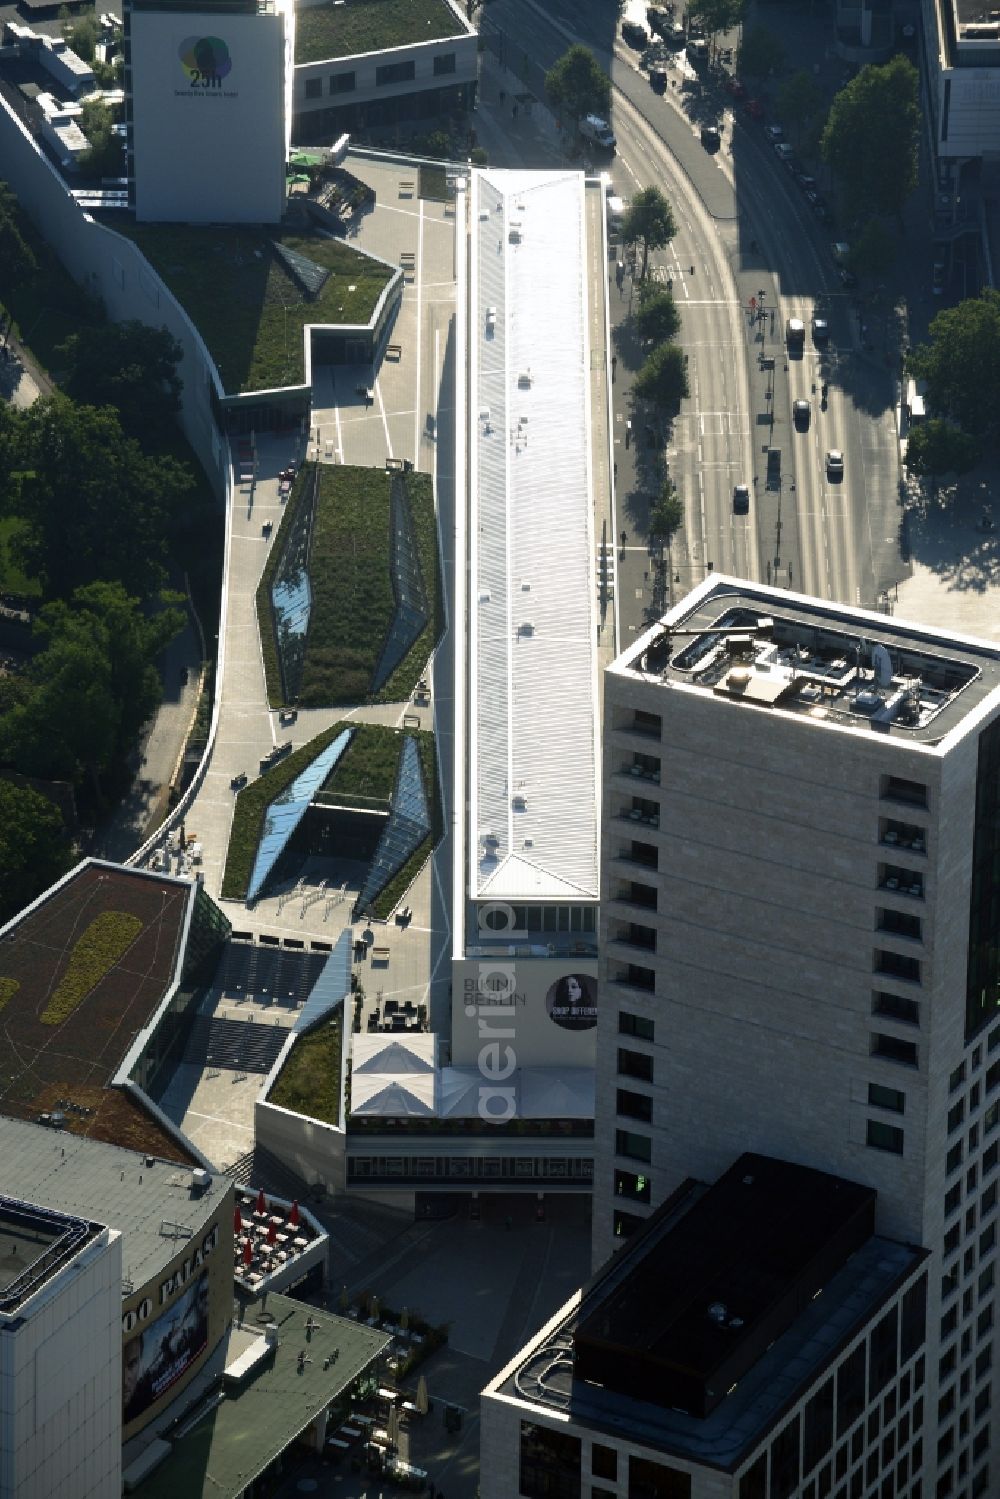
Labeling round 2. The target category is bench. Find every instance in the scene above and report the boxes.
[398,180,415,197]
[385,343,402,361]
[371,946,390,966]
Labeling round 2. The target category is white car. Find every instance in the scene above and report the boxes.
[826,449,844,480]
[485,306,497,333]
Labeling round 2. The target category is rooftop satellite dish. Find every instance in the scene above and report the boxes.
[872,643,893,689]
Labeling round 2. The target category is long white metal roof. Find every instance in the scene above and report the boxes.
[468,168,601,903]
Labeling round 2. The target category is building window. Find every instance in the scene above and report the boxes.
[304,76,322,99]
[623,962,655,990]
[617,1087,652,1123]
[591,1445,617,1480]
[433,51,457,74]
[873,991,920,1025]
[627,1456,691,1499]
[770,1413,801,1499]
[869,1083,906,1113]
[619,1011,655,1041]
[614,1168,651,1204]
[948,1100,965,1133]
[329,70,355,93]
[871,1033,919,1067]
[519,1422,581,1499]
[613,1208,643,1238]
[376,60,416,86]
[618,1047,654,1083]
[869,1306,898,1395]
[628,839,658,869]
[836,1343,867,1436]
[875,951,922,984]
[804,1378,834,1477]
[629,708,662,738]
[738,1453,766,1499]
[867,1120,905,1154]
[901,1275,927,1361]
[882,775,928,808]
[615,1129,652,1162]
[967,715,1000,1039]
[878,909,923,941]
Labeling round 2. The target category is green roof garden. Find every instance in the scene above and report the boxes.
[295,0,466,65]
[112,224,393,394]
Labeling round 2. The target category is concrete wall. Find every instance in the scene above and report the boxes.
[0,95,228,495]
[255,1097,347,1194]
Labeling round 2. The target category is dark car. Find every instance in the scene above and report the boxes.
[838,266,858,289]
[650,66,668,92]
[796,173,817,191]
[623,20,648,47]
[793,399,811,430]
[701,125,721,151]
[733,484,751,514]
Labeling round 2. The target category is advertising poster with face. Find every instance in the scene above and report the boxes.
[123,1270,210,1423]
[545,972,599,1031]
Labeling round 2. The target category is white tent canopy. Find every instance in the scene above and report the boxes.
[352,1034,437,1074]
[351,1074,436,1116]
[518,1067,595,1119]
[437,1066,486,1119]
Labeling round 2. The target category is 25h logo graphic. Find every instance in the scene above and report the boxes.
[178,36,232,88]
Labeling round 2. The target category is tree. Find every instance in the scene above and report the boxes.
[77,99,124,182]
[776,70,822,143]
[544,45,610,124]
[904,420,981,481]
[63,12,99,60]
[635,344,689,413]
[649,480,684,540]
[0,779,72,926]
[846,219,897,283]
[634,287,681,344]
[0,181,37,290]
[738,25,784,81]
[621,187,677,282]
[13,396,192,599]
[57,321,183,442]
[906,291,1000,440]
[688,0,746,45]
[821,56,919,222]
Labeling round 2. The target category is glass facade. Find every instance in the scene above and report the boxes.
[247,728,354,903]
[967,715,1000,1039]
[371,474,430,694]
[270,468,317,702]
[354,735,431,915]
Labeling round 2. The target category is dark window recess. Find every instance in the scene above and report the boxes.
[873,991,920,1025]
[619,1011,655,1042]
[875,951,921,983]
[882,775,928,809]
[625,963,656,991]
[614,1168,651,1204]
[836,1343,867,1436]
[867,1120,905,1154]
[881,865,924,898]
[433,51,456,75]
[630,709,662,738]
[950,1062,967,1092]
[967,714,1000,1040]
[376,60,416,86]
[804,1378,834,1477]
[900,1274,928,1362]
[624,881,657,910]
[628,1456,691,1499]
[881,819,926,852]
[869,1083,906,1113]
[618,1048,653,1083]
[304,77,322,99]
[519,1422,582,1499]
[615,1129,652,1162]
[617,1087,653,1122]
[869,1306,899,1396]
[872,1033,919,1067]
[330,70,356,93]
[770,1413,801,1499]
[948,1100,964,1133]
[592,1445,617,1480]
[613,1208,643,1239]
[878,909,923,941]
[629,840,658,869]
[739,1454,767,1499]
[621,922,656,951]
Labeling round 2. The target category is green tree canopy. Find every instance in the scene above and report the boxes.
[622,187,677,281]
[737,25,784,81]
[776,69,822,142]
[56,320,183,442]
[0,779,72,926]
[12,396,192,599]
[906,291,1000,440]
[846,219,897,283]
[544,45,610,124]
[635,344,690,413]
[77,99,124,182]
[649,480,684,540]
[820,56,919,221]
[0,180,37,290]
[688,0,746,41]
[634,287,681,344]
[904,419,981,480]
[62,12,99,60]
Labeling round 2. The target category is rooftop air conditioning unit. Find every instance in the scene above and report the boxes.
[512,793,527,810]
[518,371,532,388]
[509,226,522,244]
[519,621,534,635]
[191,1167,212,1192]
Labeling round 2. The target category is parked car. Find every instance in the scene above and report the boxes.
[826,449,844,480]
[795,173,817,191]
[793,399,811,430]
[733,484,751,514]
[764,124,784,141]
[650,65,668,92]
[838,266,858,289]
[774,143,794,163]
[701,125,721,151]
[812,315,829,342]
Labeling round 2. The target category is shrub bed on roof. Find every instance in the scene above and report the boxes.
[0,977,20,1012]
[40,911,144,1026]
[267,1013,344,1126]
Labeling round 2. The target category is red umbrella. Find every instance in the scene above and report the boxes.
[234,1205,242,1234]
[256,1187,266,1215]
[242,1237,253,1268]
[289,1200,300,1229]
[267,1219,277,1246]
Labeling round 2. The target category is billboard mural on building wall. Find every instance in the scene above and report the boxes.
[123,1270,209,1423]
[451,957,599,1069]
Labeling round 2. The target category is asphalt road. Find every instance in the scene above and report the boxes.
[487,0,904,623]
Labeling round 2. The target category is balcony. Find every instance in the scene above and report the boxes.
[618,760,661,786]
[613,881,657,912]
[618,797,660,831]
[611,964,656,993]
[879,865,924,899]
[610,922,656,953]
[879,820,926,855]
[615,710,662,740]
[613,842,659,873]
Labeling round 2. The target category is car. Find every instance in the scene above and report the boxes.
[774,142,794,162]
[733,484,751,514]
[812,316,829,342]
[796,173,817,191]
[744,98,764,120]
[793,399,811,430]
[932,260,946,295]
[838,266,858,289]
[764,124,784,141]
[650,65,668,92]
[826,449,844,480]
[485,306,497,333]
[701,125,721,151]
[812,203,830,224]
[623,20,650,47]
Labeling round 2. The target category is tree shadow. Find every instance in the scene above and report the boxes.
[899,471,1000,594]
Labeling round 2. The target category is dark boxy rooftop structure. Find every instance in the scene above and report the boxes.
[576,1155,875,1420]
[0,1193,103,1313]
[501,1153,926,1469]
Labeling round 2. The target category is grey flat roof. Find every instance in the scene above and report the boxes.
[0,1118,230,1294]
[613,576,1000,750]
[498,1184,924,1469]
[0,1195,103,1312]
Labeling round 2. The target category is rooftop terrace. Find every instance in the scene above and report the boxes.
[616,576,1000,748]
[0,860,194,1160]
[0,1193,102,1313]
[294,0,468,66]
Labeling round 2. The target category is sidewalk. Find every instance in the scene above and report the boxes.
[473,50,570,171]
